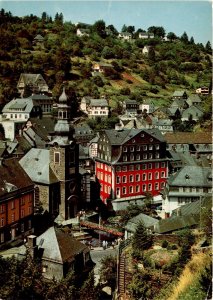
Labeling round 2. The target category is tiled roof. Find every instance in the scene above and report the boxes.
[164,132,212,144]
[168,166,212,187]
[0,158,33,197]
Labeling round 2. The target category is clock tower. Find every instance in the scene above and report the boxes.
[49,87,79,220]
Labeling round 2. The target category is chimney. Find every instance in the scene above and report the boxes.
[27,235,38,259]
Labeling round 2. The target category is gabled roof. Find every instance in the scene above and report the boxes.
[168,166,212,187]
[125,213,159,233]
[18,73,46,85]
[172,90,187,97]
[182,105,203,117]
[37,227,88,263]
[26,117,55,142]
[34,34,44,41]
[0,158,33,197]
[3,97,34,113]
[19,148,58,185]
[104,128,165,146]
[90,99,108,107]
[186,94,202,105]
[164,132,212,144]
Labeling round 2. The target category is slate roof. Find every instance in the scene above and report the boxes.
[172,90,187,97]
[124,99,138,105]
[172,196,212,217]
[164,132,212,144]
[168,166,212,187]
[182,105,203,118]
[104,128,165,146]
[26,117,55,142]
[3,97,34,113]
[90,99,108,107]
[36,227,88,263]
[154,214,199,233]
[18,73,45,85]
[125,213,159,233]
[186,94,202,106]
[74,124,93,135]
[0,158,33,197]
[79,144,89,159]
[19,148,58,185]
[14,136,32,155]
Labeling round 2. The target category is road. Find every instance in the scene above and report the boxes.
[90,246,118,285]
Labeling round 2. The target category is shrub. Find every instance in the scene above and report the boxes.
[161,240,169,248]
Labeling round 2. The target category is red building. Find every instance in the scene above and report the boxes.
[0,158,34,245]
[95,128,168,207]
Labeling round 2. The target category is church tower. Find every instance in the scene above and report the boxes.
[49,87,79,220]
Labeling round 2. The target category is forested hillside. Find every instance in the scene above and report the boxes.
[0,9,212,113]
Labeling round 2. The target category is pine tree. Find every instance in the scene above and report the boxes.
[132,221,153,252]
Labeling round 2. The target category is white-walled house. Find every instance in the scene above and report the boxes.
[80,97,109,119]
[162,166,212,217]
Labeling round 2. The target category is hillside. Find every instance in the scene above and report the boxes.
[0,9,212,114]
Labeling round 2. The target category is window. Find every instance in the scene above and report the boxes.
[155,172,159,179]
[0,205,4,214]
[148,183,152,191]
[161,162,165,168]
[11,201,15,210]
[149,153,153,159]
[156,153,160,158]
[142,164,147,170]
[143,145,147,151]
[129,186,133,193]
[116,166,121,171]
[108,176,111,183]
[148,173,152,180]
[136,174,140,182]
[0,218,4,227]
[148,163,152,169]
[130,146,134,152]
[143,153,147,159]
[0,233,4,243]
[136,164,140,170]
[122,166,127,171]
[179,187,183,192]
[122,187,126,194]
[129,165,134,171]
[28,206,32,214]
[54,152,60,164]
[21,209,25,218]
[122,176,127,183]
[105,174,108,182]
[116,188,120,196]
[161,171,165,178]
[11,214,15,222]
[130,153,134,161]
[116,176,120,184]
[136,154,140,160]
[161,182,165,189]
[136,185,140,193]
[136,145,140,151]
[142,173,147,181]
[155,163,159,168]
[123,146,127,152]
[108,186,111,194]
[156,144,159,150]
[129,175,134,182]
[149,145,153,150]
[142,184,146,192]
[155,183,159,190]
[21,198,25,206]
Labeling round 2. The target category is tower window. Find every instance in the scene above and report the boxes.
[54,152,60,164]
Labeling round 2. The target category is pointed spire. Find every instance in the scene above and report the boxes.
[59,86,68,103]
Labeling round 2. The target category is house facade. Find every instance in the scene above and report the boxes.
[95,128,168,209]
[88,99,109,119]
[17,73,49,97]
[138,32,154,39]
[0,158,34,246]
[118,32,132,40]
[123,99,139,116]
[196,86,209,95]
[162,166,212,217]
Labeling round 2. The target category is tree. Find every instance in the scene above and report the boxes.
[100,255,117,291]
[121,24,127,32]
[92,20,106,38]
[126,25,135,34]
[189,36,195,44]
[79,271,98,300]
[167,32,177,41]
[147,26,165,38]
[106,24,118,36]
[205,41,212,54]
[128,270,152,300]
[181,31,189,43]
[132,221,153,253]
[148,46,156,62]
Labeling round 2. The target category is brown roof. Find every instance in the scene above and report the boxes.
[0,158,33,197]
[164,132,212,144]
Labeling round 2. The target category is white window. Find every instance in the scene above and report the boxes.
[143,145,147,151]
[142,164,146,170]
[129,186,134,193]
[161,171,165,178]
[155,163,159,168]
[101,173,103,180]
[142,173,147,181]
[116,166,121,171]
[129,165,134,171]
[54,152,60,164]
[108,186,111,194]
[136,165,140,170]
[11,201,15,210]
[156,144,159,150]
[161,162,166,168]
[155,183,159,190]
[21,209,25,218]
[116,188,120,196]
[123,146,127,152]
[122,166,127,171]
[156,153,160,158]
[161,182,165,189]
[136,145,140,151]
[129,175,134,182]
[136,154,140,160]
[122,187,126,194]
[148,163,152,169]
[155,172,159,179]
[149,153,153,159]
[143,153,147,159]
[130,146,134,152]
[148,173,152,180]
[136,174,140,181]
[11,214,15,222]
[148,183,152,191]
[116,176,120,184]
[149,145,153,150]
[122,176,127,183]
[130,153,134,161]
[142,184,146,191]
